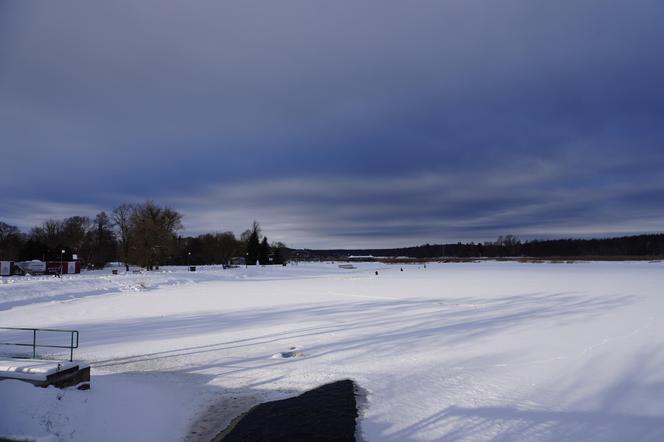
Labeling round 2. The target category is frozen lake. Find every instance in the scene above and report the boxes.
[1,261,663,441]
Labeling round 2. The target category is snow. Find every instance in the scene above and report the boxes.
[1,261,664,441]
[0,374,203,442]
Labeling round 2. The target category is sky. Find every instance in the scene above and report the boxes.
[1,0,663,248]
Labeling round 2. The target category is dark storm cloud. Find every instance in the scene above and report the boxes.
[1,0,663,247]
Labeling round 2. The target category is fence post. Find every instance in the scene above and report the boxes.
[70,332,74,361]
[32,329,36,359]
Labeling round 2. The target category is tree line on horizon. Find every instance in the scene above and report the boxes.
[294,233,664,260]
[3,206,663,267]
[0,201,288,269]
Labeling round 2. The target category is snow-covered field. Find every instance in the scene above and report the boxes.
[1,261,663,441]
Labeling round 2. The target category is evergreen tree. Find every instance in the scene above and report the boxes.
[259,236,270,265]
[246,221,260,265]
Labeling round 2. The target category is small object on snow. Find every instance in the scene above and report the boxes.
[400,267,403,272]
[272,346,302,359]
[273,351,301,359]
[375,271,378,276]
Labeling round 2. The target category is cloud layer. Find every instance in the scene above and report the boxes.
[1,0,663,247]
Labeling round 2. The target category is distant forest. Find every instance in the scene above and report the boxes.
[0,202,288,269]
[293,234,664,260]
[2,205,663,269]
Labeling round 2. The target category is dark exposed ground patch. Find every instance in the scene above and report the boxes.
[215,379,358,442]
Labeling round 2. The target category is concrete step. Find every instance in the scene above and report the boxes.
[0,358,90,389]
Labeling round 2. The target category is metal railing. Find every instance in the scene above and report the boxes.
[0,327,79,361]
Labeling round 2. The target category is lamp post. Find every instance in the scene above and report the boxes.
[187,251,191,268]
[60,249,65,277]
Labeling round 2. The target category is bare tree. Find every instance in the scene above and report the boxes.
[62,216,91,257]
[218,231,240,265]
[0,222,23,260]
[84,212,116,268]
[129,201,183,270]
[112,204,134,271]
[30,219,63,252]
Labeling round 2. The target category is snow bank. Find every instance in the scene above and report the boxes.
[0,373,203,442]
[0,263,355,312]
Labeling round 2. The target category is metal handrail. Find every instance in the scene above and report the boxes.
[0,327,79,361]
